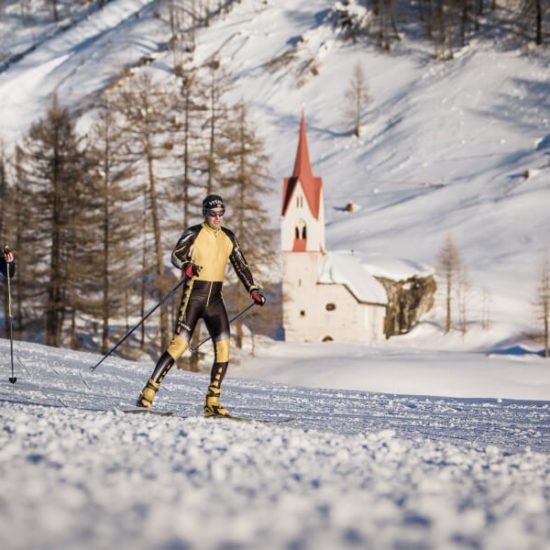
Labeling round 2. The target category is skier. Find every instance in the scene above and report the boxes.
[136,194,266,417]
[0,246,15,279]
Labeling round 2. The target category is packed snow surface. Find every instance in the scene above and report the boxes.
[1,338,549,550]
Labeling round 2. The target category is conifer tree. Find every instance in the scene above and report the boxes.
[173,67,207,227]
[0,142,10,337]
[221,101,277,348]
[436,234,462,333]
[88,99,140,354]
[344,62,370,138]
[0,142,7,245]
[202,65,233,195]
[536,255,550,358]
[16,97,89,347]
[113,72,175,351]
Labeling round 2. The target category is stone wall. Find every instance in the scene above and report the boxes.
[376,275,437,338]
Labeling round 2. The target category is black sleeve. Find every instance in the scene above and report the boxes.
[171,225,201,270]
[0,258,15,278]
[223,228,259,294]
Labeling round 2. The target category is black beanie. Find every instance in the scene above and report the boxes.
[202,194,225,216]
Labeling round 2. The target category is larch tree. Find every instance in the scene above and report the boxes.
[0,142,11,337]
[16,97,89,347]
[173,67,207,228]
[344,62,370,138]
[536,254,550,358]
[202,64,234,195]
[113,72,176,351]
[88,98,141,354]
[221,101,277,349]
[436,234,463,333]
[521,0,544,45]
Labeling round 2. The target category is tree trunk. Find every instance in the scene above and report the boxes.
[145,141,169,350]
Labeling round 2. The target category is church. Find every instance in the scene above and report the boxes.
[281,115,388,343]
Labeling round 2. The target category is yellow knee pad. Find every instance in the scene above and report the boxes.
[166,335,189,360]
[215,339,230,363]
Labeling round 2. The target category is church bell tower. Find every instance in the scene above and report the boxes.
[281,114,325,341]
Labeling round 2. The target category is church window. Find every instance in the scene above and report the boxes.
[294,220,307,246]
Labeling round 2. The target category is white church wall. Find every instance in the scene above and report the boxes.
[282,252,386,342]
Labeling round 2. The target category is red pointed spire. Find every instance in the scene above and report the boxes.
[281,114,323,219]
[292,113,313,183]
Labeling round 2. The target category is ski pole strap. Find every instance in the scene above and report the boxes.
[190,301,256,353]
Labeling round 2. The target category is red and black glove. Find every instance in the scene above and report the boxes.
[250,289,266,306]
[183,263,202,278]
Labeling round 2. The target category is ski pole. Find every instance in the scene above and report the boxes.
[5,246,16,384]
[189,301,257,353]
[89,276,189,372]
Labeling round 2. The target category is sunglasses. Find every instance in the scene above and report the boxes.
[207,209,225,218]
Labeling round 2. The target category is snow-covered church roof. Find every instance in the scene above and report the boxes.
[318,251,388,305]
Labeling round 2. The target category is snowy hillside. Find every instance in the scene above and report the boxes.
[0,339,549,550]
[1,0,549,345]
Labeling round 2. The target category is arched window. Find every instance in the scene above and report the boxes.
[292,220,307,251]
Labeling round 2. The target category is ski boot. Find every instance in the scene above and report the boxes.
[204,385,231,417]
[136,378,160,408]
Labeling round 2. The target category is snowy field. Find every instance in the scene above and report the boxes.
[1,0,550,548]
[1,338,549,550]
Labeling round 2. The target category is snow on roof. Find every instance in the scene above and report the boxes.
[360,256,434,281]
[318,251,388,305]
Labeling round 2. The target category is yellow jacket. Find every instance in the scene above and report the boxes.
[171,223,259,293]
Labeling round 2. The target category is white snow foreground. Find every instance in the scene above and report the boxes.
[1,402,549,550]
[0,340,549,550]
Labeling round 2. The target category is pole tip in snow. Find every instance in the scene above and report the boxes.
[9,377,16,384]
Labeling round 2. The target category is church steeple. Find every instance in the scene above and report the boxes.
[281,114,325,253]
[281,114,323,220]
[292,113,314,185]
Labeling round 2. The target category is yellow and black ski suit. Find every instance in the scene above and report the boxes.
[148,222,260,391]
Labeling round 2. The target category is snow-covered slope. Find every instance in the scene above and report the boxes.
[0,339,549,550]
[1,0,549,344]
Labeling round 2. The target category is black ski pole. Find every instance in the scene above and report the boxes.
[5,246,16,384]
[89,276,189,372]
[189,301,257,353]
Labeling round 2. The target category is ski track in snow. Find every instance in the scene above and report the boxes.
[1,342,549,550]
